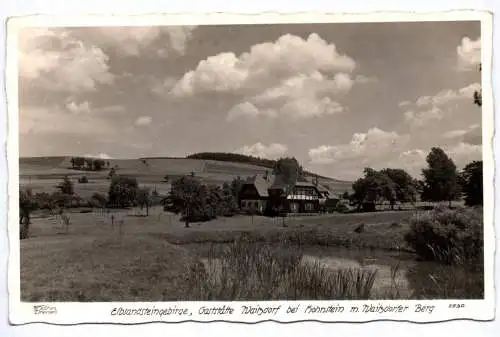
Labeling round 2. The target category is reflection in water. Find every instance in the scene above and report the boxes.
[196,244,483,300]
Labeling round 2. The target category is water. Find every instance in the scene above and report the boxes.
[192,243,478,299]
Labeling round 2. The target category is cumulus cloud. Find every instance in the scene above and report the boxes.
[171,33,355,98]
[66,100,91,115]
[457,36,481,72]
[94,26,196,56]
[135,116,153,127]
[446,142,482,167]
[236,142,288,159]
[166,33,361,121]
[308,128,409,165]
[19,28,115,92]
[226,102,276,121]
[402,82,481,128]
[443,124,481,145]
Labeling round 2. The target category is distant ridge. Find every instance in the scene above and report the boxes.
[185,152,351,183]
[19,153,352,184]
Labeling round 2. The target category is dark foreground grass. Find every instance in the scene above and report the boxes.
[21,234,203,301]
[186,238,377,300]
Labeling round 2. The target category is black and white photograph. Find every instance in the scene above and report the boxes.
[6,11,494,324]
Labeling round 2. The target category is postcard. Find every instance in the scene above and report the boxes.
[5,10,494,324]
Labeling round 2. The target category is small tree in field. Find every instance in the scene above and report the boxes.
[108,176,139,208]
[19,188,35,239]
[57,176,74,195]
[136,188,152,216]
[421,147,461,207]
[460,160,483,206]
[167,176,203,228]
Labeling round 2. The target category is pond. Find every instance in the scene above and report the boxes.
[186,243,483,300]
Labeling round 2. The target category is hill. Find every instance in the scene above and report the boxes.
[19,155,354,196]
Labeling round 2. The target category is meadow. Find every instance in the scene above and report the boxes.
[18,156,483,302]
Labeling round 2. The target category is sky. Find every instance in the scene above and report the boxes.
[18,21,482,180]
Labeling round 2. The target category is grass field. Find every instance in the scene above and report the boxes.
[18,156,481,301]
[19,156,354,196]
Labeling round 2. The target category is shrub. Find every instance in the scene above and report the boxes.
[404,206,483,265]
[90,192,107,207]
[78,176,89,184]
[57,176,74,195]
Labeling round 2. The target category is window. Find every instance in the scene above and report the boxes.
[254,201,259,208]
[241,201,247,208]
[305,203,315,212]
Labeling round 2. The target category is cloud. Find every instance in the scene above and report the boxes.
[308,128,409,164]
[402,82,481,128]
[354,75,378,84]
[20,105,117,136]
[84,153,113,159]
[404,106,444,127]
[19,28,115,92]
[457,36,481,71]
[443,124,481,145]
[171,33,355,98]
[446,142,482,167]
[135,116,153,127]
[66,100,91,115]
[236,142,288,159]
[94,26,196,56]
[226,102,277,121]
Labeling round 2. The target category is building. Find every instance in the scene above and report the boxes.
[239,172,334,214]
[239,172,273,214]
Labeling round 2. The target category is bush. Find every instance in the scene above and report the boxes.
[90,192,107,207]
[404,206,483,265]
[78,176,89,184]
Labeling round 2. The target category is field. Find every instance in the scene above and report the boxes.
[21,205,415,301]
[18,156,482,302]
[19,156,354,198]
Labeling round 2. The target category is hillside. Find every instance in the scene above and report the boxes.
[19,155,354,196]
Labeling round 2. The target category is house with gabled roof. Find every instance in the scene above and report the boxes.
[239,172,333,214]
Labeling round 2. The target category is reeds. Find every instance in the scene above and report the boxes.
[187,237,377,301]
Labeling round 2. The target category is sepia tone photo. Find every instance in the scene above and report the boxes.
[10,13,491,314]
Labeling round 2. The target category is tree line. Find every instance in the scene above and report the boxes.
[70,157,110,171]
[350,147,483,210]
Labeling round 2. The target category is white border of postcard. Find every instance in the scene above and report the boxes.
[6,10,495,324]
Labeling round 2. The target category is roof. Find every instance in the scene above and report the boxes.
[242,173,274,197]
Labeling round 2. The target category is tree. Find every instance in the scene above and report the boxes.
[108,167,117,179]
[19,188,35,239]
[91,192,107,208]
[93,159,105,171]
[460,160,483,206]
[421,147,461,206]
[222,182,238,216]
[108,176,139,208]
[85,158,93,170]
[136,188,152,215]
[57,176,74,195]
[342,191,350,200]
[273,157,304,185]
[166,176,204,228]
[230,176,244,204]
[351,168,396,210]
[474,63,482,107]
[380,168,418,205]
